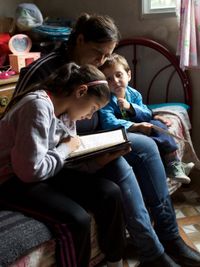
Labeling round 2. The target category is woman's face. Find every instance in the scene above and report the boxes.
[76,35,117,67]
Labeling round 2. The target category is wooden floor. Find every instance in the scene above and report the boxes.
[97,170,200,267]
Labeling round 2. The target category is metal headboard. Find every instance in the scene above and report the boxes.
[115,37,192,109]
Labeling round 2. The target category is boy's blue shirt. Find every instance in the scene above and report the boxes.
[99,86,152,130]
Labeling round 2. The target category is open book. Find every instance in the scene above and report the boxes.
[65,127,131,163]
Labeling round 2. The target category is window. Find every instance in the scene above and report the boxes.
[141,0,177,18]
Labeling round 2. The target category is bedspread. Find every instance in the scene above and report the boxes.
[152,105,200,169]
[5,213,103,267]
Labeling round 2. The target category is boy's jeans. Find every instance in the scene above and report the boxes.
[100,133,179,261]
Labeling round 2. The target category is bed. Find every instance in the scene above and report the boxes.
[1,37,200,267]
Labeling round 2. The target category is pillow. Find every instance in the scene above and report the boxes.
[147,102,190,111]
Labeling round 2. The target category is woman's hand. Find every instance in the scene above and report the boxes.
[153,114,172,127]
[128,122,153,135]
[60,136,81,153]
[95,146,132,167]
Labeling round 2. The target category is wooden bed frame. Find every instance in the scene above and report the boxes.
[0,37,194,267]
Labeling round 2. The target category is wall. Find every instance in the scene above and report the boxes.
[2,0,200,157]
[34,0,179,46]
[0,0,33,17]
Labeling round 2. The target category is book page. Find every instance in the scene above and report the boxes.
[69,128,126,158]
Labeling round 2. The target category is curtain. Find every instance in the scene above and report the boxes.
[176,0,200,70]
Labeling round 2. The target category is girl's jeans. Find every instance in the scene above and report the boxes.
[101,132,179,261]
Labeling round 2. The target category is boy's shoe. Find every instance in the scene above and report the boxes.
[182,162,195,176]
[166,161,191,184]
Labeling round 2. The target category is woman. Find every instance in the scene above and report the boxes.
[8,13,200,267]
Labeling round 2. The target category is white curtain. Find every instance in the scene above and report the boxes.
[176,0,200,70]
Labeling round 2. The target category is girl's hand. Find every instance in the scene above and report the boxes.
[95,146,132,167]
[60,136,81,153]
[153,114,172,127]
[128,122,153,135]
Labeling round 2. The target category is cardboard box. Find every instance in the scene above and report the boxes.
[9,52,41,73]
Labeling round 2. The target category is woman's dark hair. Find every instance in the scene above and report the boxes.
[67,13,120,46]
[2,63,110,117]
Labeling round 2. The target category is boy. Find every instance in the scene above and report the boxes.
[99,53,194,184]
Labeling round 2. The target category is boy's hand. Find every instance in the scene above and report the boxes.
[95,146,132,167]
[128,122,153,135]
[153,114,172,127]
[117,98,131,110]
[60,136,81,153]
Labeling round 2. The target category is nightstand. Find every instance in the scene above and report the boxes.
[0,75,19,114]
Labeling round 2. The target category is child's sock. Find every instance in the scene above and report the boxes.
[107,259,123,267]
[163,151,179,165]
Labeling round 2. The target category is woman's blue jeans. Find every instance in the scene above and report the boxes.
[100,133,179,261]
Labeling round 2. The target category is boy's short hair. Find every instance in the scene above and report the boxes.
[100,53,130,73]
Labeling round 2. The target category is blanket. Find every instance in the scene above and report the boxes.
[0,210,52,267]
[152,105,200,169]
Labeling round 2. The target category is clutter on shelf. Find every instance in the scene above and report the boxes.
[0,17,15,67]
[0,66,16,80]
[32,23,72,41]
[8,34,40,73]
[15,3,72,42]
[15,3,43,31]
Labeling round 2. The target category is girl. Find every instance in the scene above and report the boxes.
[0,63,127,267]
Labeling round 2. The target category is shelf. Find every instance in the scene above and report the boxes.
[0,75,19,86]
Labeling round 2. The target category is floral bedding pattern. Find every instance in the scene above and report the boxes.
[153,105,200,168]
[9,240,56,267]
